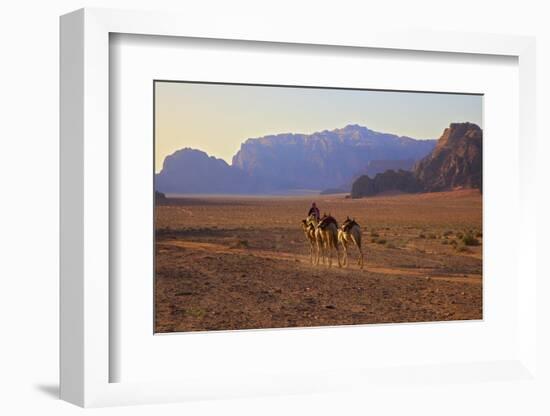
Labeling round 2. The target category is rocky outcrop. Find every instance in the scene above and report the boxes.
[155,190,168,203]
[414,122,482,192]
[351,170,421,198]
[363,159,416,177]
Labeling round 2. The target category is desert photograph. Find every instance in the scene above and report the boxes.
[154,81,483,333]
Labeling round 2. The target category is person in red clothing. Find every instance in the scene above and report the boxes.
[307,202,320,221]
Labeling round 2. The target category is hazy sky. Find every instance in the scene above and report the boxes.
[155,81,482,172]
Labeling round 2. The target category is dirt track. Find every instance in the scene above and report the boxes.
[155,191,482,333]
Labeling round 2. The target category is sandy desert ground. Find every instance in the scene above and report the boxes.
[155,190,482,333]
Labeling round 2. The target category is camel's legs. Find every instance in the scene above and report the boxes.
[316,239,324,266]
[357,245,364,269]
[335,240,342,268]
[351,234,364,269]
[313,241,318,265]
[341,241,348,267]
[325,236,332,267]
[327,236,341,268]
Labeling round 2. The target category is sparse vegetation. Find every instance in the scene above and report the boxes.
[231,239,250,249]
[456,244,471,253]
[461,232,479,246]
[184,307,205,318]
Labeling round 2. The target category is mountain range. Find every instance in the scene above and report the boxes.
[155,124,436,194]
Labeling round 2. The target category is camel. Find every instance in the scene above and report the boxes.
[338,217,364,269]
[305,214,324,265]
[317,214,342,268]
[301,217,317,264]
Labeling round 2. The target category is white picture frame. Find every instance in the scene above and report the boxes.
[60,7,539,408]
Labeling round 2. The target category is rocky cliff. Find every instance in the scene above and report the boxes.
[414,122,482,192]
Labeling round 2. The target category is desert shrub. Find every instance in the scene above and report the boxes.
[427,233,437,239]
[450,239,458,246]
[443,230,453,237]
[456,231,464,239]
[419,233,426,239]
[441,240,449,245]
[386,242,396,249]
[371,238,377,243]
[475,231,483,238]
[371,230,380,237]
[376,239,387,244]
[461,232,479,246]
[231,239,249,249]
[456,244,470,253]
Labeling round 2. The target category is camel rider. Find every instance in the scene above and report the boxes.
[308,202,320,221]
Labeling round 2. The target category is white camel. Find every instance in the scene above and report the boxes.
[338,217,364,269]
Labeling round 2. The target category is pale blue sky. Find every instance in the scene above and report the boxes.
[155,81,482,172]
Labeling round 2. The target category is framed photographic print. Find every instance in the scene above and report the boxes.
[60,8,540,409]
[153,80,483,334]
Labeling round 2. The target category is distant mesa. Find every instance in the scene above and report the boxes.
[350,122,483,198]
[155,190,168,203]
[155,124,436,195]
[155,148,258,194]
[351,169,421,198]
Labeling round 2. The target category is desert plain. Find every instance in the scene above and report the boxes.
[155,190,482,333]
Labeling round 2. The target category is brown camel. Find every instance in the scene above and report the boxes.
[317,214,342,268]
[305,214,324,265]
[338,217,364,269]
[301,218,317,264]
